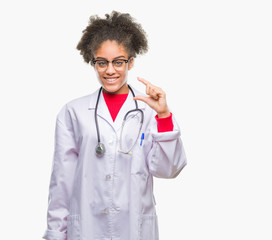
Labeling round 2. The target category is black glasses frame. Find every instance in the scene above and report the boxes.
[92,59,130,65]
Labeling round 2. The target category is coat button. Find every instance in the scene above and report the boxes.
[104,208,109,214]
[106,175,111,181]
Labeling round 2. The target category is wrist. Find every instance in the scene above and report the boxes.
[157,111,171,118]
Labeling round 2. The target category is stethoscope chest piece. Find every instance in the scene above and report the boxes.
[95,142,105,157]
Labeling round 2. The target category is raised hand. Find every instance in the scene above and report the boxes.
[133,77,170,118]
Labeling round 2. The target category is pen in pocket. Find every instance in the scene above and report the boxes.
[140,133,144,146]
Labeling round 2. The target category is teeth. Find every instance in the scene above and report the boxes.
[106,78,117,82]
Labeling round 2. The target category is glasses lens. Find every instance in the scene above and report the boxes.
[113,60,126,70]
[95,60,107,71]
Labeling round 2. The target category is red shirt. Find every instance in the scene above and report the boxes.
[103,92,173,132]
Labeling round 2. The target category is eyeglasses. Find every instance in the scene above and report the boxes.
[92,58,130,72]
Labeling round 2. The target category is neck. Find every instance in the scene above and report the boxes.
[103,83,129,95]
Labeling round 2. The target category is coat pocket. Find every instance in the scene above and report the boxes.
[67,214,80,240]
[139,214,159,240]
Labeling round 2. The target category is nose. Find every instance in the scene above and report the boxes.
[106,62,116,75]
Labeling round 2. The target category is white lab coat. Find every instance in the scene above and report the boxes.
[43,86,187,240]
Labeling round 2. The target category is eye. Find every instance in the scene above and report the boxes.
[97,60,107,67]
[113,60,125,67]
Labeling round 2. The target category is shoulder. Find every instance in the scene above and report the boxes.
[57,89,100,118]
[66,94,92,109]
[67,88,101,109]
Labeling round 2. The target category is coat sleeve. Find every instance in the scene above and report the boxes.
[146,112,187,179]
[43,105,78,240]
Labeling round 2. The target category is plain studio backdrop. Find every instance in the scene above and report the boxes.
[0,0,271,239]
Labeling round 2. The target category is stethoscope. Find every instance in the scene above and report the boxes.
[95,85,144,157]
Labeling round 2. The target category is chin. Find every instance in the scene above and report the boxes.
[103,81,128,94]
[103,85,121,94]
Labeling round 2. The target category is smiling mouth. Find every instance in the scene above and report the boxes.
[104,77,119,82]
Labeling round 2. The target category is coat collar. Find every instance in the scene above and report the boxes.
[88,85,146,132]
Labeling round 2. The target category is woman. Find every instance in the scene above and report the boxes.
[43,11,187,240]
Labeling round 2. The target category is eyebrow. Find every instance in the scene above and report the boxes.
[95,56,127,60]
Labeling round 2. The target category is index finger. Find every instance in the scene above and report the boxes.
[137,77,150,86]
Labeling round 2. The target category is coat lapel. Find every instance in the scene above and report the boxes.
[88,88,113,128]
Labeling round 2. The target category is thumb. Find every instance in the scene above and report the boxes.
[133,95,150,104]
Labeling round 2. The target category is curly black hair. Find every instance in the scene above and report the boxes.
[76,11,148,64]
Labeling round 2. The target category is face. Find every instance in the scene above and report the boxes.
[93,40,134,94]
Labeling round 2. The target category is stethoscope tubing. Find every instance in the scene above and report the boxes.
[94,87,103,144]
[94,85,144,157]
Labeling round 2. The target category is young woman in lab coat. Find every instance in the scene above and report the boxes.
[43,11,187,240]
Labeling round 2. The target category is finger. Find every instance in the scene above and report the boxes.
[137,77,150,95]
[152,94,159,100]
[137,77,150,86]
[146,83,150,95]
[133,95,151,104]
[149,88,158,100]
[150,85,164,100]
[137,77,164,100]
[137,77,158,97]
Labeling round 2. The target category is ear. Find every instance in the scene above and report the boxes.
[128,57,134,70]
